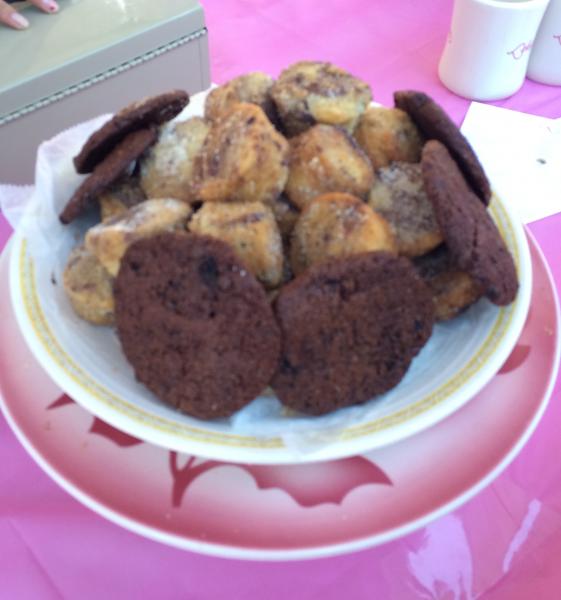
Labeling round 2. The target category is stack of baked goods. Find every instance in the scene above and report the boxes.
[60,61,518,420]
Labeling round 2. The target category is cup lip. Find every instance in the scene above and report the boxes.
[469,0,550,9]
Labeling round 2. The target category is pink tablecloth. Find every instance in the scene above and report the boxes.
[1,1,561,598]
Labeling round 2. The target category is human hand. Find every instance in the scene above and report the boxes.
[0,0,59,30]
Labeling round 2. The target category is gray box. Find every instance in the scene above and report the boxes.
[0,0,211,184]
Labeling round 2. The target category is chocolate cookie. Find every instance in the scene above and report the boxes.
[60,128,157,224]
[114,233,281,420]
[394,90,491,204]
[74,90,189,174]
[271,252,434,415]
[421,140,518,306]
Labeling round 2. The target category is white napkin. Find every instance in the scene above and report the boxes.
[461,103,561,224]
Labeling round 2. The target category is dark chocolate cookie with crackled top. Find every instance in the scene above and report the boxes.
[271,252,434,415]
[74,90,189,174]
[394,90,491,205]
[421,140,518,306]
[60,128,157,224]
[114,232,281,420]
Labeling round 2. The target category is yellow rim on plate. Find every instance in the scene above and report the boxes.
[17,195,519,449]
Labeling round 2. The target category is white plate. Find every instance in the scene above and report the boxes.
[0,232,555,559]
[9,93,532,464]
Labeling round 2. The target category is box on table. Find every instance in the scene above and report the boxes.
[0,0,211,184]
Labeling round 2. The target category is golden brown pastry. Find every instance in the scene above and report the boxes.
[270,61,372,136]
[63,245,114,325]
[139,117,210,203]
[269,193,300,240]
[98,175,146,221]
[368,162,442,257]
[204,72,278,125]
[285,124,374,210]
[354,106,423,170]
[85,199,191,276]
[414,244,484,321]
[189,201,284,288]
[290,192,397,275]
[198,103,289,205]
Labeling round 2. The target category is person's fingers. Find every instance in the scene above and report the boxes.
[0,0,58,29]
[0,1,30,30]
[28,0,59,14]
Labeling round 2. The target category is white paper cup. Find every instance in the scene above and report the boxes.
[527,0,561,84]
[439,0,551,100]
